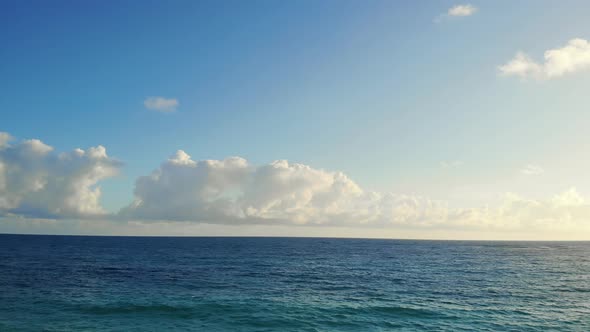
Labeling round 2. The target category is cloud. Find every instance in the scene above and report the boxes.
[521,164,544,176]
[2,132,590,236]
[119,150,449,226]
[499,38,590,80]
[144,96,179,113]
[440,160,464,168]
[448,4,477,16]
[491,189,590,230]
[0,132,121,219]
[497,52,543,79]
[0,132,11,148]
[119,150,590,233]
[435,4,477,22]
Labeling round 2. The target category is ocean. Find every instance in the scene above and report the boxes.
[0,235,588,331]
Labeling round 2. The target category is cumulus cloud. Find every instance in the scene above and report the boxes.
[435,4,477,22]
[497,52,542,79]
[521,164,544,176]
[118,150,590,233]
[119,151,251,222]
[119,150,447,226]
[499,38,590,80]
[144,96,179,113]
[0,132,121,219]
[2,132,590,235]
[0,132,11,148]
[490,189,590,231]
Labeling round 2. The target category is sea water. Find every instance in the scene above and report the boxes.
[0,235,589,331]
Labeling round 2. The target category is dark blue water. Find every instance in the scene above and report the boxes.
[1,235,589,331]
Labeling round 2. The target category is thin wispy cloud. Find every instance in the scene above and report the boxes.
[440,160,464,168]
[435,4,477,23]
[499,38,590,80]
[144,96,179,113]
[521,164,544,176]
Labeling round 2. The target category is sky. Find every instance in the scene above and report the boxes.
[2,1,590,240]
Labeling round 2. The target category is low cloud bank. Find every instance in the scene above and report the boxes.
[1,131,590,234]
[120,150,590,232]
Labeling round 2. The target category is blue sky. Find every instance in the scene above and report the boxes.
[2,1,590,239]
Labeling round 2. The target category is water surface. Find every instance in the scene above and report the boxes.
[1,235,589,331]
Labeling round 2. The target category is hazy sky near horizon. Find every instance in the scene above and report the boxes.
[2,1,590,239]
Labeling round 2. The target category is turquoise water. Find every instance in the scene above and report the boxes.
[0,235,589,331]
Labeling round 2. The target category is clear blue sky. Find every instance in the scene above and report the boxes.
[2,1,590,239]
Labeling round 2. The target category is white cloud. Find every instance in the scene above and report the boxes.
[497,52,542,79]
[2,132,590,236]
[435,4,477,22]
[0,132,11,148]
[491,189,590,231]
[119,150,447,226]
[0,132,121,219]
[448,4,477,17]
[499,38,590,80]
[119,151,590,233]
[144,96,179,113]
[119,151,251,222]
[440,160,464,168]
[551,188,585,207]
[520,164,544,176]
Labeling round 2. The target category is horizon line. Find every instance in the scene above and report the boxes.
[1,232,589,242]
